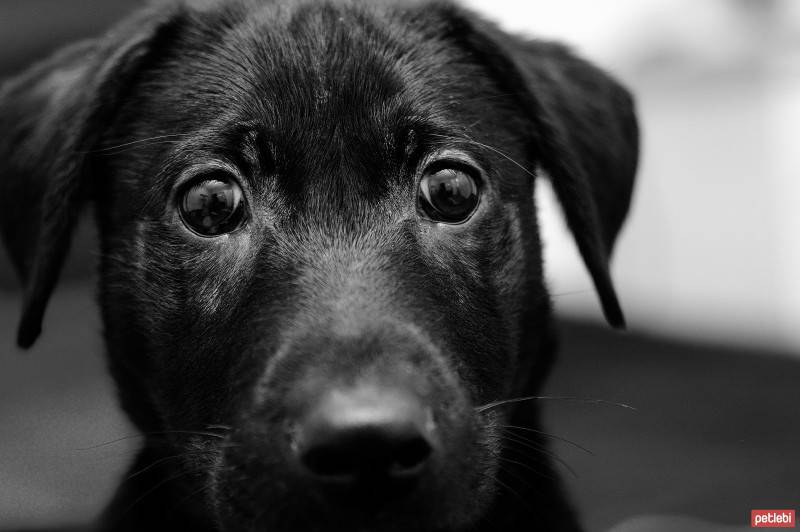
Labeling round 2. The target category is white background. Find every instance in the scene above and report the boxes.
[466,0,800,353]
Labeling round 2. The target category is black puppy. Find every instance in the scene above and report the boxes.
[0,1,637,531]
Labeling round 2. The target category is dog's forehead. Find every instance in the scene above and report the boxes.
[149,2,490,144]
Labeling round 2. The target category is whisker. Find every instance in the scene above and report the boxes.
[498,424,594,456]
[74,429,229,451]
[73,434,145,451]
[172,482,214,511]
[97,140,188,156]
[495,461,545,501]
[429,133,537,179]
[501,430,578,478]
[206,424,233,431]
[491,474,530,511]
[86,133,190,154]
[86,447,145,461]
[498,456,557,482]
[125,449,220,481]
[476,395,638,413]
[121,462,231,516]
[121,468,201,516]
[170,468,233,512]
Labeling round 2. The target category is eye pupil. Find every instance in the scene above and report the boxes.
[179,174,245,236]
[419,168,479,222]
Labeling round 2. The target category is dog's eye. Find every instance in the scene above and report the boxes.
[178,174,245,236]
[418,168,480,223]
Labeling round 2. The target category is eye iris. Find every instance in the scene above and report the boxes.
[420,169,479,222]
[180,177,243,236]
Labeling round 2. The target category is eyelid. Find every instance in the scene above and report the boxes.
[423,160,482,182]
[419,150,485,180]
[174,161,243,190]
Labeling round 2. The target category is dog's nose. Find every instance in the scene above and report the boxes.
[293,386,435,487]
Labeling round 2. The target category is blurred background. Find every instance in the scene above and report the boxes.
[0,0,798,530]
[465,0,800,352]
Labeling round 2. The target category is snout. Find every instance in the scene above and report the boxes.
[215,323,497,531]
[291,385,437,493]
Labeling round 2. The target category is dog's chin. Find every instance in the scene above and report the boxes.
[211,477,496,532]
[208,432,499,532]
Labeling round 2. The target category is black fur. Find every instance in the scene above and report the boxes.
[0,1,637,531]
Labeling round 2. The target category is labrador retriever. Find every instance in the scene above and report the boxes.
[0,1,638,530]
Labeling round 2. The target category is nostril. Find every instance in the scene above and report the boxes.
[301,437,360,478]
[391,434,432,475]
[292,386,436,486]
[300,426,433,480]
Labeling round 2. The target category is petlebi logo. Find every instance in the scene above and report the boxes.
[751,510,796,528]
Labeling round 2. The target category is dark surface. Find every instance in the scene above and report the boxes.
[1,276,798,530]
[546,320,800,530]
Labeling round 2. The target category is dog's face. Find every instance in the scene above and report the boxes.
[103,6,539,529]
[0,1,637,531]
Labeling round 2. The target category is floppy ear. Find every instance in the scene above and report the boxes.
[0,6,183,348]
[440,6,639,328]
